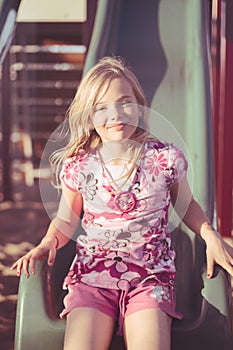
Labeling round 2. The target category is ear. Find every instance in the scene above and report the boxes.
[138,105,144,119]
[137,106,146,129]
[139,112,143,119]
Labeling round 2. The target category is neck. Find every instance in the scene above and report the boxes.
[99,140,132,164]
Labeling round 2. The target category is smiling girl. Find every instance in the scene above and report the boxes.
[11,56,233,350]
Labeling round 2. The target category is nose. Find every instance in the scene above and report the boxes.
[109,103,121,120]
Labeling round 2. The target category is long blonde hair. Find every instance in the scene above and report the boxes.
[50,56,149,183]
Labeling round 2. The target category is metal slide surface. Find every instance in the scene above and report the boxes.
[14,1,232,349]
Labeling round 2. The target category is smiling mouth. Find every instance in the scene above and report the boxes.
[106,123,125,129]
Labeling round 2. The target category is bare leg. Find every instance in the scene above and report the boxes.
[123,309,172,350]
[63,307,115,350]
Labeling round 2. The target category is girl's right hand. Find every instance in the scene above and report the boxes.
[10,236,58,278]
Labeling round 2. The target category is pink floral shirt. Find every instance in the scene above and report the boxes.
[60,139,188,291]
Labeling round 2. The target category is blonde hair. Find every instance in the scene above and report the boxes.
[50,56,149,183]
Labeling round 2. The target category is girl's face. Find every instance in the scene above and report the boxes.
[92,77,140,143]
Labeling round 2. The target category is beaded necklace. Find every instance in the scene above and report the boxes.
[97,150,137,213]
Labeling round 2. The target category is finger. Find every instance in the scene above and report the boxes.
[225,264,233,277]
[206,253,214,278]
[22,258,30,278]
[16,260,23,277]
[220,258,233,277]
[10,261,19,270]
[48,247,57,266]
[29,257,36,275]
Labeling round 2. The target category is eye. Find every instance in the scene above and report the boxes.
[94,104,107,112]
[120,101,130,107]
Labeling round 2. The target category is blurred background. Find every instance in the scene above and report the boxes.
[0,1,97,348]
[0,0,232,349]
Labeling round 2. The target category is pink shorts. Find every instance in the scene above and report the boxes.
[60,280,182,335]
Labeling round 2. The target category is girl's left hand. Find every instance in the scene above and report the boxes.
[204,232,233,278]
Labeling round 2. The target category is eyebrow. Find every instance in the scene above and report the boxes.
[117,95,133,101]
[97,95,134,104]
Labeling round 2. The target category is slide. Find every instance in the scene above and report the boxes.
[14,1,232,349]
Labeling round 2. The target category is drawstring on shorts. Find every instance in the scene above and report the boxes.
[118,288,128,335]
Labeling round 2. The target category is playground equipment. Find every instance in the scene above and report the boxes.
[14,1,232,349]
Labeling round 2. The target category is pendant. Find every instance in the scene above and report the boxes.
[115,191,137,213]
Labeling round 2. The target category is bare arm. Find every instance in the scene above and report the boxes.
[11,184,83,277]
[170,175,233,277]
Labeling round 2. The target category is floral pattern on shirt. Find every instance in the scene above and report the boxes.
[60,139,188,291]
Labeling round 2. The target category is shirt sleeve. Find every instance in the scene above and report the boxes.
[162,144,188,184]
[60,156,81,192]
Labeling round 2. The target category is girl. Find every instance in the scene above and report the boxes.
[11,56,233,350]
